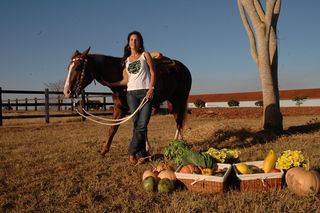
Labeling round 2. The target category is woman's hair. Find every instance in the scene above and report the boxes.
[121,31,145,67]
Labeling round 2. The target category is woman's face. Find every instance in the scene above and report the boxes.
[129,34,141,51]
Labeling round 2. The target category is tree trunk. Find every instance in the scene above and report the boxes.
[238,0,283,131]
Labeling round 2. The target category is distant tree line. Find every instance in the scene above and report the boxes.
[192,96,309,108]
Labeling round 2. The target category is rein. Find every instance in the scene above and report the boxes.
[70,56,148,126]
[74,97,148,126]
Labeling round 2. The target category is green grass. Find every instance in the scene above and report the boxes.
[0,113,319,212]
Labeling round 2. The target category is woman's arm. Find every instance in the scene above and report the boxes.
[102,68,128,87]
[144,51,155,100]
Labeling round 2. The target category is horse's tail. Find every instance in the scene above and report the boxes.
[174,60,192,129]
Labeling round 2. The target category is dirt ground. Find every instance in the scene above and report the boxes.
[189,107,320,119]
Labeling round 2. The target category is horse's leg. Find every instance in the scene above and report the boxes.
[167,100,185,140]
[100,106,126,156]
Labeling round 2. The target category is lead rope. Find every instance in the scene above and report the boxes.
[74,97,148,126]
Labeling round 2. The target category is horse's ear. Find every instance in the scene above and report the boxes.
[72,50,80,58]
[82,47,91,56]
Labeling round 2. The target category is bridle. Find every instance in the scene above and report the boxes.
[71,57,90,97]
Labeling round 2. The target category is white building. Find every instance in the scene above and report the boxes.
[188,88,320,108]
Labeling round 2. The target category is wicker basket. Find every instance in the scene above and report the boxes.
[175,163,231,194]
[233,161,284,191]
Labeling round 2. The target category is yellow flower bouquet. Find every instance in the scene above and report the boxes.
[276,150,307,170]
[205,148,241,164]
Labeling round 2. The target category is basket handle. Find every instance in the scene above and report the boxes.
[260,177,267,187]
[191,178,206,185]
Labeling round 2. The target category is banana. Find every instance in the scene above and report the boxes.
[262,149,277,173]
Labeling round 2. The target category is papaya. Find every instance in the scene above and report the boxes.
[262,149,277,173]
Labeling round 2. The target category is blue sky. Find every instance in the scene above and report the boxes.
[0,0,319,96]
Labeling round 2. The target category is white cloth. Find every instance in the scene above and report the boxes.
[126,52,151,91]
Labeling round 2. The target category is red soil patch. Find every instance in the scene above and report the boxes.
[189,107,320,119]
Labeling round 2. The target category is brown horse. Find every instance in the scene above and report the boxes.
[63,47,192,156]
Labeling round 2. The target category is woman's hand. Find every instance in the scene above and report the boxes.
[146,88,154,100]
[104,81,112,87]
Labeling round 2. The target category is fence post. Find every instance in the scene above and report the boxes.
[58,95,61,111]
[25,98,28,111]
[81,92,86,121]
[71,99,74,111]
[45,88,49,123]
[85,94,89,111]
[60,96,63,111]
[35,97,37,111]
[0,87,2,126]
[16,98,18,111]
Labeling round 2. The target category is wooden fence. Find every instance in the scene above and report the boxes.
[0,87,114,126]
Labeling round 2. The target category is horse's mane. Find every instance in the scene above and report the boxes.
[88,53,122,60]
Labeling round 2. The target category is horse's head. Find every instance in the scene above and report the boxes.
[64,47,94,98]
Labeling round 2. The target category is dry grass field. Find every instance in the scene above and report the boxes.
[1,107,320,213]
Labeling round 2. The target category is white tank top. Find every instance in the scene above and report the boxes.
[125,52,151,91]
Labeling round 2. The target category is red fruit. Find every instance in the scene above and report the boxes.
[270,168,281,173]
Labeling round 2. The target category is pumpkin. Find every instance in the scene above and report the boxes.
[158,169,176,183]
[179,165,201,174]
[142,169,158,182]
[285,167,320,196]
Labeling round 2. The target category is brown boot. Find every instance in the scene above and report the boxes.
[129,155,137,164]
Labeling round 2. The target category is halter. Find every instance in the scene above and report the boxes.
[71,57,89,97]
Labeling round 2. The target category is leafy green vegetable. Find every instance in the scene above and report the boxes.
[181,149,215,169]
[163,140,190,166]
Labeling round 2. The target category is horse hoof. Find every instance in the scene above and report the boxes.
[100,149,109,156]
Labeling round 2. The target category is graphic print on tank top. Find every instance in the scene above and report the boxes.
[128,60,141,74]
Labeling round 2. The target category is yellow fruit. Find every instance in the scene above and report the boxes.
[262,149,277,173]
[236,163,250,174]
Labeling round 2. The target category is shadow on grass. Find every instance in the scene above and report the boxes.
[150,153,165,161]
[194,121,320,150]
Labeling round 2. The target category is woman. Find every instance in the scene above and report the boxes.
[106,31,155,165]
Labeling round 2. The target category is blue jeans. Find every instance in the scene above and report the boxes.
[127,89,152,158]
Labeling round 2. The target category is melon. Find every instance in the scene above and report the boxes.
[142,169,158,182]
[143,176,156,192]
[157,178,174,193]
[158,169,176,183]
